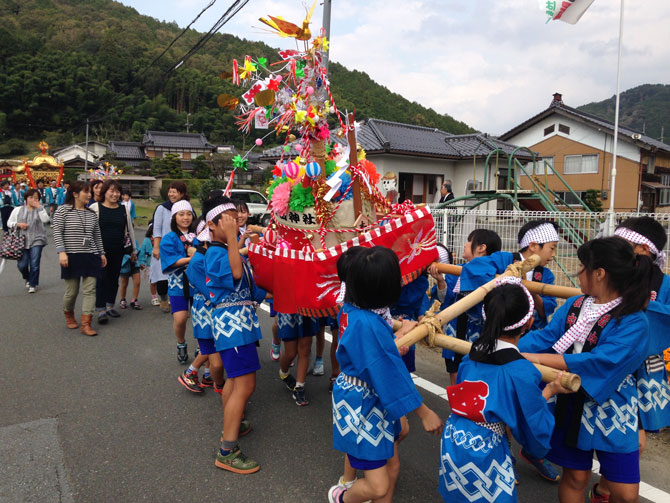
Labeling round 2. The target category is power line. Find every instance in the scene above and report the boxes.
[163,0,251,78]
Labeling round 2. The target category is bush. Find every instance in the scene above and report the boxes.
[159,178,202,201]
[583,189,603,212]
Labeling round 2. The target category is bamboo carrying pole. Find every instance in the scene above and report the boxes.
[432,262,583,299]
[395,254,582,392]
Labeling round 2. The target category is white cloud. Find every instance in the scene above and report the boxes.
[120,0,670,135]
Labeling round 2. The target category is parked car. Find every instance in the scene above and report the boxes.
[230,189,271,226]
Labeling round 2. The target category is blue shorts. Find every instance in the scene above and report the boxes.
[547,425,640,484]
[196,338,216,355]
[347,454,386,470]
[277,313,318,341]
[169,295,190,314]
[218,343,260,378]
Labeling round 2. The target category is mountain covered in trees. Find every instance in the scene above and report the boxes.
[0,0,473,151]
[577,84,670,142]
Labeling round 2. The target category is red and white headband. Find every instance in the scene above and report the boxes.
[614,227,667,269]
[171,200,194,217]
[196,221,209,242]
[197,203,237,242]
[519,223,559,249]
[482,277,535,331]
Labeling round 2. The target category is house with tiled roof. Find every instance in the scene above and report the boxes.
[261,118,533,204]
[142,131,216,161]
[108,141,149,168]
[500,93,670,212]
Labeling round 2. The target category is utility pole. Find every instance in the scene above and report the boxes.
[321,0,332,70]
[185,113,192,133]
[84,118,90,181]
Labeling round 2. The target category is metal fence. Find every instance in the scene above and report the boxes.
[430,207,670,289]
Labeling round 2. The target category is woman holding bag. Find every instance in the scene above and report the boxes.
[90,180,137,325]
[8,188,50,293]
[52,181,106,336]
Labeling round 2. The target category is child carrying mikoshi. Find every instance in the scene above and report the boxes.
[590,217,670,503]
[177,219,224,395]
[159,200,198,364]
[519,237,653,503]
[439,278,569,503]
[204,196,270,474]
[443,229,502,385]
[328,246,443,503]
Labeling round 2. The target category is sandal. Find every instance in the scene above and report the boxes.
[130,300,143,310]
[119,299,127,309]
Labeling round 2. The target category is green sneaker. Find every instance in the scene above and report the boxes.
[215,446,260,474]
[219,420,252,444]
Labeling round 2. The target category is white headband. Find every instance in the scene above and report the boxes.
[206,203,236,223]
[196,221,206,234]
[198,203,237,242]
[437,246,451,265]
[171,200,194,217]
[614,227,667,269]
[482,277,535,331]
[519,223,559,249]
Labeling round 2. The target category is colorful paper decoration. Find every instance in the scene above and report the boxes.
[284,161,299,179]
[305,161,321,178]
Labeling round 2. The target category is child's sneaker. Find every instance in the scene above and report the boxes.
[130,299,143,310]
[313,357,325,376]
[200,374,213,388]
[151,296,160,306]
[292,385,309,406]
[270,343,281,361]
[337,476,357,490]
[178,369,203,393]
[328,485,347,503]
[177,343,188,364]
[119,299,127,309]
[520,448,560,482]
[589,483,610,503]
[280,372,296,391]
[213,381,224,394]
[215,446,260,474]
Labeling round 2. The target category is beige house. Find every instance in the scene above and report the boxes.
[500,93,670,212]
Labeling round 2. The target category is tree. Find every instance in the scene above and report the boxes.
[151,153,182,178]
[198,179,228,206]
[192,155,211,179]
[583,189,603,212]
[210,152,233,180]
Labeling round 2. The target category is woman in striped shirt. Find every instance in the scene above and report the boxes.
[52,181,107,336]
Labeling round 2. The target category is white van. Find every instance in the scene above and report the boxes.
[230,189,270,226]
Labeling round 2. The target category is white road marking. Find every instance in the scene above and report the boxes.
[258,303,670,502]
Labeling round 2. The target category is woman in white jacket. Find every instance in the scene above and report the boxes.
[8,188,50,293]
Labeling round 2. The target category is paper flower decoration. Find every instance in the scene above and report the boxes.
[305,161,321,178]
[270,181,291,216]
[289,183,315,212]
[268,176,288,199]
[333,172,353,202]
[232,155,248,170]
[359,158,381,185]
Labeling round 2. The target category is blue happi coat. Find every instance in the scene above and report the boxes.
[159,231,195,298]
[638,271,670,431]
[186,247,213,340]
[391,274,431,372]
[332,303,422,462]
[439,347,554,503]
[205,243,266,352]
[519,296,649,453]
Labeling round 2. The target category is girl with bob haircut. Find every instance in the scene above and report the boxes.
[160,199,197,365]
[439,280,569,503]
[329,246,443,503]
[520,237,653,503]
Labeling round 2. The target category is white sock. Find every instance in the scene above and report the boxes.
[296,381,305,388]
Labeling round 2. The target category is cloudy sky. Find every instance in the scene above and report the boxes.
[120,0,669,135]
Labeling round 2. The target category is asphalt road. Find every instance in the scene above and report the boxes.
[1,237,668,502]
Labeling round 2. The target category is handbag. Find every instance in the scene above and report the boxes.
[0,229,26,260]
[123,232,133,255]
